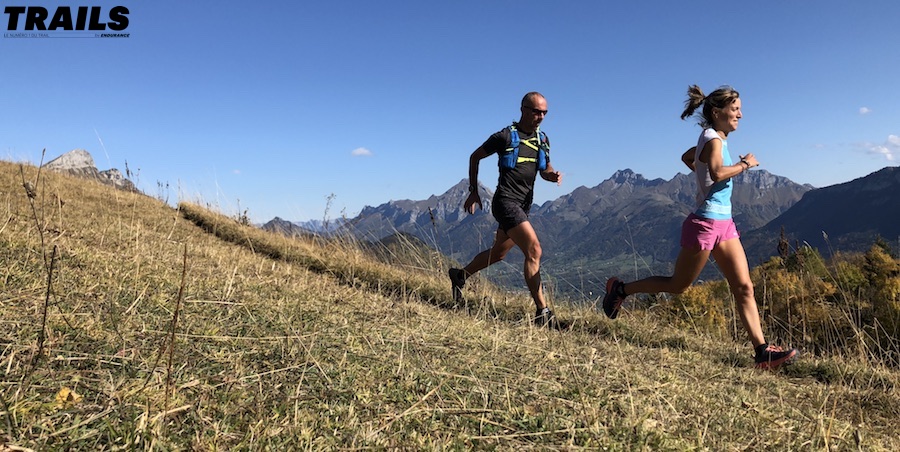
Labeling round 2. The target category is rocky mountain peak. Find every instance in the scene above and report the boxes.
[601,169,668,191]
[45,149,95,172]
[42,149,139,193]
[734,169,815,190]
[611,168,638,182]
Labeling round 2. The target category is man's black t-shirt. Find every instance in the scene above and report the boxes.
[480,125,551,205]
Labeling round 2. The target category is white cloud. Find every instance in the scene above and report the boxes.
[232,169,241,175]
[888,134,900,147]
[351,147,373,157]
[859,107,872,115]
[871,146,894,161]
[865,135,899,161]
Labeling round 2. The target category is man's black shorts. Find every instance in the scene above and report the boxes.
[491,197,531,232]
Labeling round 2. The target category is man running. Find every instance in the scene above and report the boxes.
[449,92,563,328]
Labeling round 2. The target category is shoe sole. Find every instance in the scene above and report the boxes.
[604,278,624,319]
[755,349,799,370]
[449,269,464,302]
[534,318,560,330]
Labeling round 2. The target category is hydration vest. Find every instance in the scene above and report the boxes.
[498,124,549,171]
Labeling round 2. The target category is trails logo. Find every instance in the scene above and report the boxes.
[4,5,130,38]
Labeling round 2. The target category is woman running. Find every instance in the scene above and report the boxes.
[602,85,798,369]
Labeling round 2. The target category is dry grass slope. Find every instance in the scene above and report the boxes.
[1,159,899,450]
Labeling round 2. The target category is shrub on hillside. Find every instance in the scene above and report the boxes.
[753,253,846,355]
[663,281,729,334]
[750,242,900,365]
[623,239,900,366]
[864,244,900,361]
[830,255,868,304]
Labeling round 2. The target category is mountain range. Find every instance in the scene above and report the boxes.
[260,216,348,237]
[269,167,900,298]
[34,148,897,300]
[742,166,900,263]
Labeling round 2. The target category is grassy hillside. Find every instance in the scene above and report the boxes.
[2,160,899,450]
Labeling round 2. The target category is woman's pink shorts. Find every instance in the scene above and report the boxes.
[680,213,740,251]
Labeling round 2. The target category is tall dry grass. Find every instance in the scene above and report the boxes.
[1,159,899,450]
[662,242,900,370]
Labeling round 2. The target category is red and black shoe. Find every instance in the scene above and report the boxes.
[754,344,799,370]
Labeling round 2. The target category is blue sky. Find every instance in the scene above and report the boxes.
[2,1,898,223]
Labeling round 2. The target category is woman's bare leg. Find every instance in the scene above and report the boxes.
[623,246,710,295]
[711,238,765,347]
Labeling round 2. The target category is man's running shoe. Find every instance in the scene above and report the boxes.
[449,268,466,302]
[602,277,626,319]
[534,307,558,329]
[754,345,799,370]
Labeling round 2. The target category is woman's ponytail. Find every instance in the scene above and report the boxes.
[680,85,706,120]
